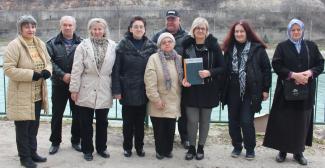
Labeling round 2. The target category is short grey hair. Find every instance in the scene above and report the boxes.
[189,17,209,38]
[87,18,109,39]
[59,16,76,26]
[16,15,37,34]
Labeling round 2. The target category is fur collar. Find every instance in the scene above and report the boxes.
[182,34,219,50]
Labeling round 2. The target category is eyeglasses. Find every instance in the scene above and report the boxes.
[132,25,145,30]
[195,27,207,31]
[161,40,173,45]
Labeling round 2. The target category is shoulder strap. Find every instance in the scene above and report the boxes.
[305,41,310,68]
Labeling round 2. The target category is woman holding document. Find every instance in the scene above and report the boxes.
[222,20,271,160]
[181,17,225,160]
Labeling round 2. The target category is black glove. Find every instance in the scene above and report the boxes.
[32,72,42,81]
[41,69,51,80]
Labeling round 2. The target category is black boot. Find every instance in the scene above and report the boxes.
[185,145,196,160]
[196,145,204,160]
[31,153,47,162]
[293,153,307,165]
[275,151,287,163]
[20,158,37,168]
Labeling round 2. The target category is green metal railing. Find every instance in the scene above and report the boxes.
[1,64,325,125]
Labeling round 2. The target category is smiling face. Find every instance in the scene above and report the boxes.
[130,20,145,40]
[290,24,303,41]
[90,22,105,39]
[194,24,207,41]
[21,23,36,40]
[160,37,175,53]
[234,24,247,44]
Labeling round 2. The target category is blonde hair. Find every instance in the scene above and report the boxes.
[87,18,109,38]
[189,17,209,38]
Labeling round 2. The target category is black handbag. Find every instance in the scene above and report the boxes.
[283,80,309,100]
[283,42,310,101]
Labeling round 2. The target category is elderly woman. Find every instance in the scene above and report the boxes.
[4,15,52,168]
[263,18,324,165]
[69,18,116,161]
[182,17,225,160]
[222,20,271,160]
[112,16,156,157]
[144,32,182,160]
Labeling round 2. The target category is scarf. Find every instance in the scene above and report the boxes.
[158,49,183,90]
[91,38,108,71]
[232,41,251,99]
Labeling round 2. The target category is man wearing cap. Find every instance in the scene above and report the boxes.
[152,9,189,149]
[47,16,82,155]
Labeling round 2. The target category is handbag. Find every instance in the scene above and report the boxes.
[283,80,309,100]
[283,42,310,101]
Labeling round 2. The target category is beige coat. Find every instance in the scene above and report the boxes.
[144,53,181,119]
[69,38,116,109]
[4,36,52,121]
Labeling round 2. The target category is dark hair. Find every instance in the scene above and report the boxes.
[222,20,267,53]
[125,16,146,35]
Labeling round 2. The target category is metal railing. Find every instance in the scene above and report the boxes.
[1,64,325,125]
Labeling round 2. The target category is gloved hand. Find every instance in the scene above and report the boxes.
[41,69,51,79]
[32,71,42,81]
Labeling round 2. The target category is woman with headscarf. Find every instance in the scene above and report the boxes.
[4,15,52,168]
[144,32,183,160]
[112,16,157,157]
[181,17,225,160]
[222,20,272,160]
[69,18,116,161]
[263,18,324,165]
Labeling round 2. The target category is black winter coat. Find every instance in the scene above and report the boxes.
[181,34,226,108]
[112,35,157,106]
[151,27,188,56]
[263,40,324,153]
[46,33,82,85]
[222,42,272,112]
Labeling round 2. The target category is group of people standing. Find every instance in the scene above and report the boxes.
[3,9,323,168]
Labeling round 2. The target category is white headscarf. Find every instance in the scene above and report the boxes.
[287,18,305,53]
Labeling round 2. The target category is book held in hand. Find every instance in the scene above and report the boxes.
[184,58,204,85]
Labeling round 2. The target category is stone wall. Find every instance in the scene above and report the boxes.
[0,0,325,46]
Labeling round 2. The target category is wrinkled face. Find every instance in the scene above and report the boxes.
[130,20,145,40]
[21,23,36,39]
[194,24,207,40]
[166,17,180,34]
[290,24,303,41]
[160,37,175,52]
[91,22,105,39]
[234,24,247,43]
[60,19,75,38]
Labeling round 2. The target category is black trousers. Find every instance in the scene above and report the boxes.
[227,76,256,152]
[15,101,41,161]
[122,105,146,151]
[78,105,109,154]
[150,117,176,155]
[178,104,188,143]
[50,84,80,146]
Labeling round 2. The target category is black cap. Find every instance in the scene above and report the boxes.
[166,10,180,18]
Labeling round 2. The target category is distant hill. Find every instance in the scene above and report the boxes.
[1,0,325,46]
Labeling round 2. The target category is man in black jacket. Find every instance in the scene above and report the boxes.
[47,16,82,155]
[152,10,189,149]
